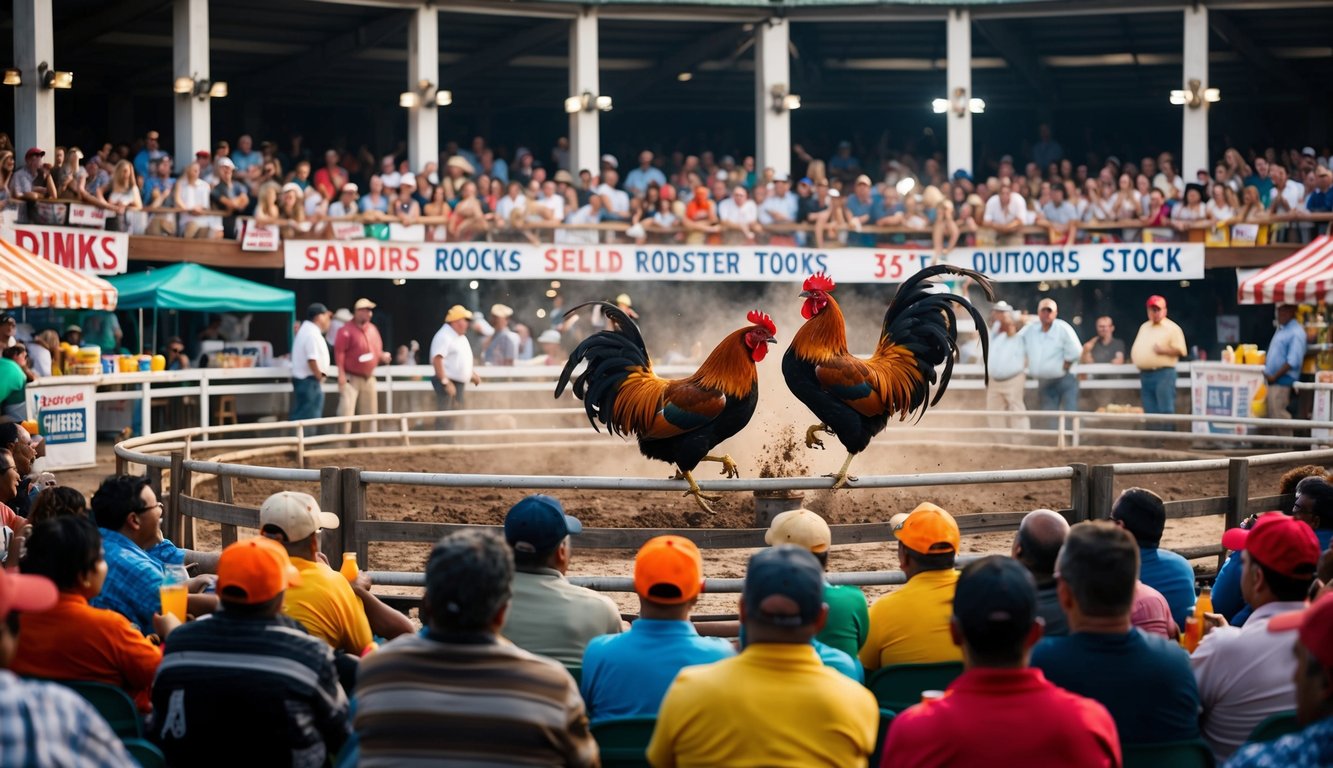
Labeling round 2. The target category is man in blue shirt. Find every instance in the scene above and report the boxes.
[624,150,666,199]
[844,175,885,247]
[1265,303,1308,431]
[581,535,733,722]
[90,474,217,632]
[1111,486,1196,629]
[1021,298,1082,430]
[1031,521,1201,746]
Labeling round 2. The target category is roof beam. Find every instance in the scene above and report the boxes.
[56,0,169,50]
[233,9,409,92]
[438,20,569,86]
[607,24,751,104]
[1208,10,1309,88]
[975,19,1058,102]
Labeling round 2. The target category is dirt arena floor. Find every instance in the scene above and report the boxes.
[74,421,1299,617]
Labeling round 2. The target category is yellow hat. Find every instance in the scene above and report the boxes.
[445,305,473,323]
[615,293,632,307]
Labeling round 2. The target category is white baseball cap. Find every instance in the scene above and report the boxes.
[259,492,340,542]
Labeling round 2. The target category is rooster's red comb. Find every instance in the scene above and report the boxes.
[746,310,776,336]
[803,272,836,292]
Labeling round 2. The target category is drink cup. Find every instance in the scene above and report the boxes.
[160,563,189,621]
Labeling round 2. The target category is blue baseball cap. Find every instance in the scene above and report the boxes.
[953,168,973,182]
[742,545,825,627]
[504,495,582,554]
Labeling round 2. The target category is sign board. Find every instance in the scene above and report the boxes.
[240,222,280,252]
[284,241,1206,283]
[67,204,108,228]
[2,224,129,274]
[1191,362,1265,435]
[330,222,365,241]
[27,384,97,469]
[1313,370,1333,443]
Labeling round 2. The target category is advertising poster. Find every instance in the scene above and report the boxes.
[27,383,98,469]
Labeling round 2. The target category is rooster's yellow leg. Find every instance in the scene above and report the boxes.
[827,453,858,491]
[677,469,721,511]
[701,454,740,478]
[804,423,829,450]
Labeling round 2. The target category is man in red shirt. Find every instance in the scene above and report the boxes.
[334,298,391,433]
[882,556,1121,768]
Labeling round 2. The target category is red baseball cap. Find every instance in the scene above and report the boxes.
[24,147,44,158]
[1146,295,1166,309]
[195,149,211,158]
[1221,512,1320,579]
[1269,594,1333,669]
[0,568,57,621]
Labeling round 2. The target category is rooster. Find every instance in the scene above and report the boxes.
[556,302,777,512]
[783,265,992,489]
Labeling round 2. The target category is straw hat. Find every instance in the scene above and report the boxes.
[922,185,945,208]
[446,156,475,175]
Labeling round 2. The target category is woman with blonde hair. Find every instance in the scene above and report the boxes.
[922,185,960,255]
[0,150,15,210]
[423,183,452,242]
[448,180,488,241]
[99,160,142,233]
[253,183,281,224]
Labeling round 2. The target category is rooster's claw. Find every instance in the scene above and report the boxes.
[804,424,828,450]
[826,472,858,491]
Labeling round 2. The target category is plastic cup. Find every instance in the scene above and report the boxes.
[160,563,189,621]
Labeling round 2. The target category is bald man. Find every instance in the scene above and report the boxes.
[1012,509,1071,636]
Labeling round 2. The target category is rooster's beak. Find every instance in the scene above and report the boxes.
[799,290,811,298]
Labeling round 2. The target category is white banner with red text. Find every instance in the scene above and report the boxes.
[283,240,1205,283]
[1,223,129,275]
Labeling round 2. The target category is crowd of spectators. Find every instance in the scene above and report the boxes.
[1,126,1329,248]
[3,444,1333,765]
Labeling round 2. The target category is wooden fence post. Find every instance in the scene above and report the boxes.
[1068,463,1089,523]
[340,467,367,569]
[1225,458,1249,570]
[1089,464,1115,520]
[168,451,195,550]
[319,466,343,558]
[218,474,237,548]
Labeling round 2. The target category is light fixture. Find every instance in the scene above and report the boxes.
[37,62,72,90]
[769,84,801,114]
[1169,78,1220,109]
[392,278,407,286]
[564,91,613,114]
[173,74,227,101]
[932,87,983,117]
[399,79,451,109]
[677,72,693,82]
[3,68,21,87]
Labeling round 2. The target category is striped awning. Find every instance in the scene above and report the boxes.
[1237,236,1333,306]
[0,237,118,310]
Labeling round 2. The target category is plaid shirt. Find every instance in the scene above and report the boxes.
[91,529,183,634]
[0,670,135,767]
[1226,718,1333,768]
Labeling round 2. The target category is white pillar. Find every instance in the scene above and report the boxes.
[13,0,55,156]
[568,8,600,176]
[1181,5,1209,181]
[945,9,973,176]
[407,5,439,173]
[173,0,211,161]
[754,18,791,178]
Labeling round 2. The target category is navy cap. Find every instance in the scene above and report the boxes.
[504,495,582,554]
[742,545,825,627]
[306,302,331,320]
[953,168,973,182]
[952,556,1037,653]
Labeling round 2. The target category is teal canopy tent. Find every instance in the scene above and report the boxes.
[106,263,295,352]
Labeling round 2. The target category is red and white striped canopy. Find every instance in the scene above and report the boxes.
[1238,236,1333,305]
[0,237,118,310]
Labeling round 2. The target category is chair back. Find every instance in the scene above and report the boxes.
[591,716,656,768]
[565,666,582,686]
[123,737,166,768]
[57,680,143,738]
[1122,739,1215,768]
[869,708,895,767]
[865,662,963,713]
[1246,711,1301,744]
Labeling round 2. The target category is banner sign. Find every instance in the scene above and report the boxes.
[1190,362,1264,435]
[3,223,129,274]
[1313,370,1333,444]
[27,384,97,469]
[284,241,1205,283]
[240,222,280,252]
[67,204,107,228]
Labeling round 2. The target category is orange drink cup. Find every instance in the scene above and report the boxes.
[160,583,188,621]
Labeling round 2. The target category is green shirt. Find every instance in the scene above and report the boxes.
[501,567,623,667]
[0,358,25,406]
[817,583,870,660]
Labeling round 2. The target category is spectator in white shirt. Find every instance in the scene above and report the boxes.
[557,194,604,245]
[718,185,760,243]
[983,178,1027,245]
[535,180,565,223]
[174,162,221,239]
[496,181,528,228]
[596,169,631,221]
[1269,164,1307,215]
[328,184,359,218]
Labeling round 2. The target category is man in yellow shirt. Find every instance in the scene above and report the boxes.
[1130,294,1188,423]
[860,502,963,672]
[647,546,878,767]
[259,492,411,660]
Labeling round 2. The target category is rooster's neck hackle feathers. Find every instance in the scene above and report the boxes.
[791,294,849,362]
[690,327,760,399]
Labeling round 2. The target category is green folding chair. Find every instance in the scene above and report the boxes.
[869,708,895,767]
[57,680,143,739]
[865,662,963,713]
[1122,739,1215,768]
[591,716,656,768]
[123,737,166,768]
[565,666,582,686]
[1246,711,1301,744]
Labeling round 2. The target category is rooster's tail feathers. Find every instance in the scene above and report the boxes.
[555,304,653,436]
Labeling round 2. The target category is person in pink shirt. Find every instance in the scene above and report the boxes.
[333,298,391,433]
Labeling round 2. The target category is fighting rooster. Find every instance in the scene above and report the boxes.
[556,303,778,512]
[783,265,992,489]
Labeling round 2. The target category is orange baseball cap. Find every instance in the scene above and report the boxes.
[217,537,301,605]
[634,535,704,604]
[892,502,961,554]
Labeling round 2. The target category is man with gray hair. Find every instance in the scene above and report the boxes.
[355,529,599,767]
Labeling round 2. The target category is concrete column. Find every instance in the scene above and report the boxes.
[568,8,600,176]
[945,9,973,176]
[13,0,55,155]
[1181,5,1209,180]
[754,18,791,178]
[406,5,439,173]
[173,0,211,160]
